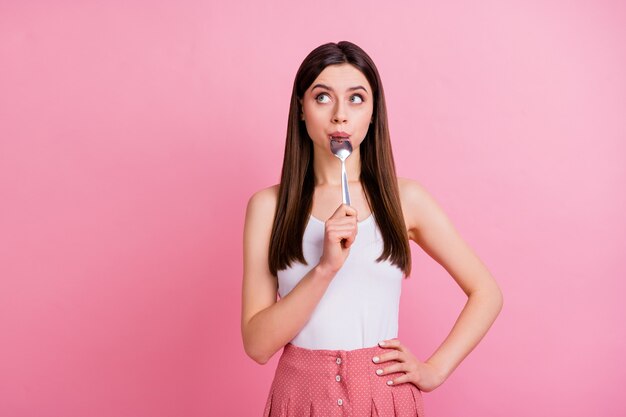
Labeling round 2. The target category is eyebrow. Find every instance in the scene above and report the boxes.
[311,83,368,94]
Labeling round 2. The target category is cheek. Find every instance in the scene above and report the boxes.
[306,108,328,124]
[357,108,373,126]
[302,108,327,137]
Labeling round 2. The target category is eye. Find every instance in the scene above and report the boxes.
[350,94,364,104]
[315,93,331,103]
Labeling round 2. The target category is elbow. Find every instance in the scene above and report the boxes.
[244,344,271,365]
[471,283,504,312]
[495,284,504,308]
[241,313,280,364]
[254,355,271,365]
[492,286,504,314]
[242,333,272,365]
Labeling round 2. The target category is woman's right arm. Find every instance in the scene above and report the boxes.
[241,186,336,365]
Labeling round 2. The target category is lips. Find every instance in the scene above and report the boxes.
[329,131,351,140]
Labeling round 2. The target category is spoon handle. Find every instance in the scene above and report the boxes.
[341,160,351,205]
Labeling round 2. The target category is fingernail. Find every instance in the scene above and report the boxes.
[376,369,383,375]
[372,356,379,363]
[387,380,393,385]
[378,340,386,346]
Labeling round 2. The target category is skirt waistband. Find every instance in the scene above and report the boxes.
[283,342,385,357]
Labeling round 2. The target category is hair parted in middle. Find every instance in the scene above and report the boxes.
[268,40,412,279]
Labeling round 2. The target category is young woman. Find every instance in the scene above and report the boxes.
[241,41,503,416]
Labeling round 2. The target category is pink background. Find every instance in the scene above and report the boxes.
[1,1,625,416]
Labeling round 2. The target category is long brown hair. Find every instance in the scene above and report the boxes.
[268,41,412,278]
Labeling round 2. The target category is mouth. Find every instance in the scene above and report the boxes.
[329,132,351,141]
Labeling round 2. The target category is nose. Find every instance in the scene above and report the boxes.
[332,101,347,123]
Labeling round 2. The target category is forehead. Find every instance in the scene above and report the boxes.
[308,63,371,92]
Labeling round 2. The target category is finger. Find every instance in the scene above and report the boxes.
[326,216,358,225]
[386,373,413,386]
[342,232,357,248]
[326,221,356,229]
[375,362,405,376]
[330,204,358,219]
[326,217,358,232]
[372,350,401,364]
[326,227,357,240]
[378,338,404,352]
[326,227,357,243]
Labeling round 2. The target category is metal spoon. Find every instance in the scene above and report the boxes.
[330,138,353,205]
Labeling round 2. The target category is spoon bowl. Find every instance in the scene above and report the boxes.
[330,138,353,161]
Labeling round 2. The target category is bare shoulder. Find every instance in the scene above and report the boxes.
[397,176,447,242]
[397,176,424,200]
[246,183,280,219]
[397,176,425,234]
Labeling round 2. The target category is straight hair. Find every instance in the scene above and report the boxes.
[268,41,412,278]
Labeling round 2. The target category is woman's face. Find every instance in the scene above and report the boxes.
[299,63,374,154]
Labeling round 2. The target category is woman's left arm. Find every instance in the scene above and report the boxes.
[401,178,504,383]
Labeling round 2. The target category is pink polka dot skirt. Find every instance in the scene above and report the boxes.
[263,342,425,416]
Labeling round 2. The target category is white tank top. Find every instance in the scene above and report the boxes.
[277,213,405,350]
